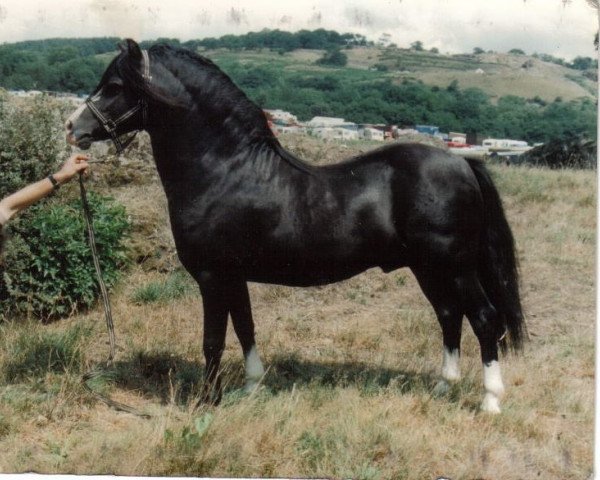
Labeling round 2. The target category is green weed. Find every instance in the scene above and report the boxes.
[132,271,194,304]
[1,323,90,381]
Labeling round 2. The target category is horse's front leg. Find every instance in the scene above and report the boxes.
[228,278,265,393]
[197,271,229,405]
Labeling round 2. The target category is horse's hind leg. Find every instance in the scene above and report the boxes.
[228,278,265,393]
[456,273,506,413]
[412,268,464,393]
[414,267,505,413]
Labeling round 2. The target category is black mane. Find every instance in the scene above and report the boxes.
[130,43,313,171]
[122,44,273,138]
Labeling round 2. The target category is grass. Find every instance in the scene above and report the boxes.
[131,270,195,305]
[0,322,90,382]
[0,136,595,478]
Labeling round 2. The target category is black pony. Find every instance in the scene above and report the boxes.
[66,40,525,413]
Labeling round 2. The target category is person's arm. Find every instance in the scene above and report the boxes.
[0,153,90,224]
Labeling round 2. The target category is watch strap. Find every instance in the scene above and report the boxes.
[48,174,60,190]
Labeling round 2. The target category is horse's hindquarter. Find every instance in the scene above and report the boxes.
[386,144,484,269]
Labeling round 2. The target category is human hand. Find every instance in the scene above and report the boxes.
[54,154,90,184]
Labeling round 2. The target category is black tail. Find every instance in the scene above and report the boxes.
[467,159,526,353]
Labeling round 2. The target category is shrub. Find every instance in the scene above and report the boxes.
[0,93,68,198]
[0,95,130,320]
[316,48,348,67]
[0,193,130,320]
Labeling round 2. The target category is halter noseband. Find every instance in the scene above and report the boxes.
[85,50,152,155]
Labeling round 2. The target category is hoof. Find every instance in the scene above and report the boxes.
[481,393,502,414]
[244,379,263,395]
[432,380,451,397]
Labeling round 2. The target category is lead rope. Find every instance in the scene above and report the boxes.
[79,173,151,419]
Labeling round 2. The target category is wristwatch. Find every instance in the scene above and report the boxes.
[47,174,60,190]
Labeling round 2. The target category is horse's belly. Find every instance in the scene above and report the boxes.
[243,247,408,287]
[245,262,373,287]
[174,219,408,285]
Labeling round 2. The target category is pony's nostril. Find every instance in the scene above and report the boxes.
[65,120,73,131]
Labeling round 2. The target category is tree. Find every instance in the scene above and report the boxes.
[47,46,78,65]
[473,47,485,55]
[446,79,459,93]
[316,48,348,67]
[509,48,526,55]
[410,41,424,51]
[570,56,595,70]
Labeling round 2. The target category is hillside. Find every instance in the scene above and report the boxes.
[366,47,594,102]
[198,45,596,143]
[1,34,595,104]
[212,46,596,104]
[0,35,596,142]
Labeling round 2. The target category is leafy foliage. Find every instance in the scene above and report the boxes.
[0,42,108,94]
[0,92,68,198]
[187,28,368,52]
[218,60,597,143]
[0,94,130,320]
[410,41,424,51]
[315,48,348,67]
[1,194,130,320]
[520,134,596,169]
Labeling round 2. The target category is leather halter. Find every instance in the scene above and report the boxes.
[85,50,152,155]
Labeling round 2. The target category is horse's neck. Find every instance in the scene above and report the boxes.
[147,126,288,196]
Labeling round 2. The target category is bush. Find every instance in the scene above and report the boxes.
[316,48,348,67]
[0,193,130,320]
[0,93,68,198]
[0,95,130,320]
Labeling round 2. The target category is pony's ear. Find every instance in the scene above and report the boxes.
[119,39,143,61]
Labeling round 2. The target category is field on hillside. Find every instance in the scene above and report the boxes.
[0,134,595,479]
[207,46,596,103]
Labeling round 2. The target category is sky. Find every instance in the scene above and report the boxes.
[0,0,597,60]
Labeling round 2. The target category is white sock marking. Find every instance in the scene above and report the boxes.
[442,347,461,382]
[481,360,505,413]
[244,345,265,392]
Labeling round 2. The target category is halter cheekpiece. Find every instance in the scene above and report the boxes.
[85,49,152,155]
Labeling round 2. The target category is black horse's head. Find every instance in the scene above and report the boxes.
[65,39,152,151]
[66,38,275,154]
